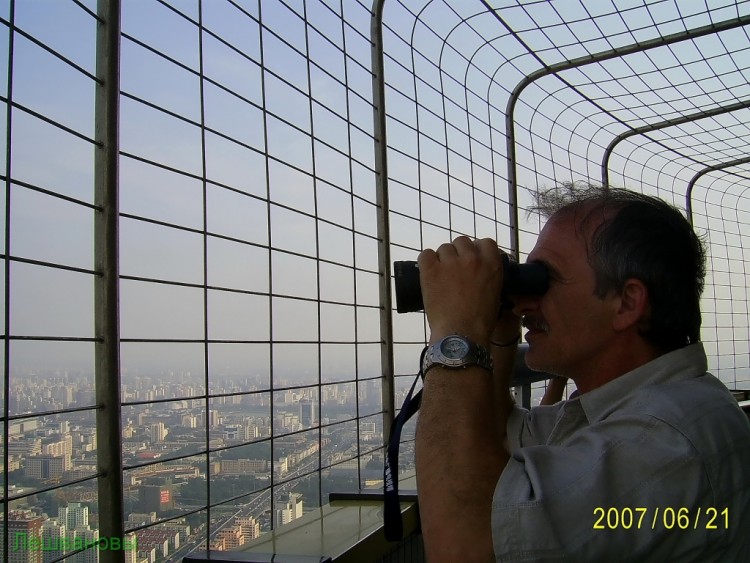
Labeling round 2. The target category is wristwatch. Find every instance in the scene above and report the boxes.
[422,334,494,376]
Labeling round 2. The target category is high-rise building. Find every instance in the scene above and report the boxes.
[123,533,139,563]
[0,510,44,563]
[52,503,101,563]
[274,493,303,528]
[243,421,260,440]
[137,482,175,515]
[25,454,71,479]
[40,519,66,563]
[299,399,316,427]
[42,434,73,459]
[69,528,99,563]
[208,410,221,429]
[181,414,198,428]
[59,503,89,531]
[216,526,244,550]
[235,516,260,541]
[149,422,168,442]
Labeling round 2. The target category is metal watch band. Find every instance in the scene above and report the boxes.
[421,334,494,376]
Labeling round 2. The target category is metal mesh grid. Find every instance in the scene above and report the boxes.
[0,0,103,559]
[1,0,386,559]
[1,0,750,560]
[381,0,750,468]
[116,0,386,552]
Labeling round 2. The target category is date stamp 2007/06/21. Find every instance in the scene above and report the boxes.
[593,507,729,531]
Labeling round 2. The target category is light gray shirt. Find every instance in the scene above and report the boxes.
[492,343,750,561]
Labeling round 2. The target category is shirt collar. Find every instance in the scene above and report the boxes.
[576,342,708,424]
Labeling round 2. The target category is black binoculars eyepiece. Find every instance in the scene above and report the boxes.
[393,255,549,314]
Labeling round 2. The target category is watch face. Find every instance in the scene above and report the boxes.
[440,336,470,360]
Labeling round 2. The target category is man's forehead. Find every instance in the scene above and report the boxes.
[543,210,585,237]
[531,212,592,265]
[540,201,614,254]
[532,216,577,256]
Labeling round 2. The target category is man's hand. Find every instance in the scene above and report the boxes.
[416,236,515,561]
[418,236,506,345]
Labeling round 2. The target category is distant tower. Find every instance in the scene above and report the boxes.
[299,399,316,427]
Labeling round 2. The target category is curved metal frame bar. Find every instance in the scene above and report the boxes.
[496,7,750,223]
[686,156,750,225]
[601,98,750,189]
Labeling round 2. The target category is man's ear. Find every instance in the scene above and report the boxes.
[612,278,649,332]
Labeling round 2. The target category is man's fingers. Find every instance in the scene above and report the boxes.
[418,247,437,267]
[475,237,504,262]
[436,235,487,263]
[451,235,474,255]
[436,241,459,260]
[421,236,504,267]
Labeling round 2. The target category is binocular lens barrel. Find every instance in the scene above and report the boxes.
[393,257,549,314]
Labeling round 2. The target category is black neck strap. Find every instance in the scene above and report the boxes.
[383,347,426,541]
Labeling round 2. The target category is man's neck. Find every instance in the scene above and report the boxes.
[573,338,662,394]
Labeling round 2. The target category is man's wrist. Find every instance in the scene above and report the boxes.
[422,335,494,376]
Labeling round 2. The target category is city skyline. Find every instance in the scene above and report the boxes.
[4,368,387,560]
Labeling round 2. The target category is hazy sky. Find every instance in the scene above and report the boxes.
[3,0,750,395]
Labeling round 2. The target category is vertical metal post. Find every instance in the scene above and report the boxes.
[504,99,521,261]
[371,0,396,442]
[94,1,124,561]
[520,384,531,410]
[1,1,13,560]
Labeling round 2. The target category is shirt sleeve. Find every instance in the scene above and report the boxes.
[506,402,564,450]
[492,404,715,561]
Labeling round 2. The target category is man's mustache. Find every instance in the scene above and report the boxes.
[522,315,550,332]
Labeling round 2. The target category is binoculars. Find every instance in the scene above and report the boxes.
[393,255,550,314]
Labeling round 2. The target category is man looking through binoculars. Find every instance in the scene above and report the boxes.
[415,183,750,561]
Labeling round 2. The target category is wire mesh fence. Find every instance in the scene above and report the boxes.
[381,0,750,491]
[1,0,749,560]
